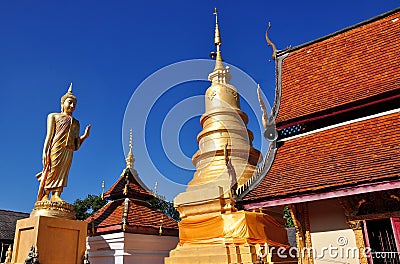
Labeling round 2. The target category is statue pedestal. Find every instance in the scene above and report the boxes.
[11,215,87,264]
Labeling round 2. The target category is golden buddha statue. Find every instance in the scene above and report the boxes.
[36,83,91,202]
[31,83,90,219]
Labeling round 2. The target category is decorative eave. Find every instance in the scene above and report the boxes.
[242,179,400,210]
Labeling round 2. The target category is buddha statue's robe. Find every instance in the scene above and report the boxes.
[37,114,81,191]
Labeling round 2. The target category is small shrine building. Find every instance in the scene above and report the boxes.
[85,133,179,264]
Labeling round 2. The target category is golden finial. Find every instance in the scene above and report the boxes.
[129,129,133,150]
[266,22,277,61]
[101,180,105,200]
[126,129,135,169]
[213,8,221,46]
[68,82,73,93]
[212,7,224,71]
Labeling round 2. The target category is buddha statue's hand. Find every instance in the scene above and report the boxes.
[81,125,91,141]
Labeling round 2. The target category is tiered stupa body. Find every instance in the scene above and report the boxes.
[190,50,261,187]
[175,10,261,218]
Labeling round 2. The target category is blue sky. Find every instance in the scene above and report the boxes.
[1,1,398,212]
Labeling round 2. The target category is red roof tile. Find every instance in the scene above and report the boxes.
[0,210,29,241]
[243,111,400,202]
[104,168,154,200]
[277,10,400,124]
[86,199,178,236]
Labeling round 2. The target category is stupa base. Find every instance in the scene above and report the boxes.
[165,210,297,264]
[165,243,260,264]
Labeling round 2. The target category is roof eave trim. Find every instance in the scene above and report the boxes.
[279,108,400,143]
[242,178,400,210]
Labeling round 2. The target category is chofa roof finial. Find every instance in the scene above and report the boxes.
[266,22,277,61]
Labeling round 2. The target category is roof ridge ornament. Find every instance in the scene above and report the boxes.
[122,198,129,231]
[266,22,277,61]
[125,129,135,169]
[257,84,278,142]
[101,180,105,200]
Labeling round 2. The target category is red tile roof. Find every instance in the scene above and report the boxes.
[87,165,178,236]
[243,111,400,202]
[104,168,154,200]
[276,9,400,124]
[86,199,178,236]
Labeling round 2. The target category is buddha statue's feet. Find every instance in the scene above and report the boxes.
[50,195,63,202]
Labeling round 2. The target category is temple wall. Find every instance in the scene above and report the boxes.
[86,232,179,264]
[308,199,359,264]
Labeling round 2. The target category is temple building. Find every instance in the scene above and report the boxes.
[238,7,400,264]
[85,132,179,264]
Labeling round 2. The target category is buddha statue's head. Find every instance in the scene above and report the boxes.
[61,83,77,113]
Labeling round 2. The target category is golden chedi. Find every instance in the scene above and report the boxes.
[174,8,261,218]
[166,9,290,264]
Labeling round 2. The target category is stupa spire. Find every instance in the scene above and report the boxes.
[213,8,224,71]
[126,129,135,169]
[208,8,231,84]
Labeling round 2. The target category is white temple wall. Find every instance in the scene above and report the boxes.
[308,198,359,264]
[87,232,179,264]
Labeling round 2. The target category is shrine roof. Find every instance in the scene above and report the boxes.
[276,8,400,125]
[86,198,178,236]
[0,209,29,241]
[103,167,154,200]
[242,110,400,203]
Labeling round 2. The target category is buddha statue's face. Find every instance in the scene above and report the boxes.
[62,97,76,114]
